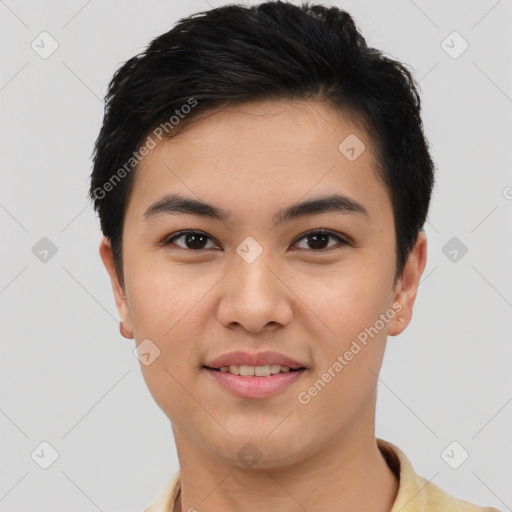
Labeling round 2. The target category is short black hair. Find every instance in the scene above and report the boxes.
[89,0,435,286]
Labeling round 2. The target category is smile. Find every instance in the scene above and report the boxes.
[208,364,303,376]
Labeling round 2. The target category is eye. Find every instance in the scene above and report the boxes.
[291,230,348,251]
[163,230,219,251]
[162,229,348,252]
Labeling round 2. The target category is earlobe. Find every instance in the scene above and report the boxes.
[98,237,134,338]
[119,321,134,339]
[388,231,428,337]
[388,313,406,336]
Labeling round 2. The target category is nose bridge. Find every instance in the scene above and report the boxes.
[232,242,279,306]
[216,240,293,332]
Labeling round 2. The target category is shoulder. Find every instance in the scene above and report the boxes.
[376,438,501,512]
[144,469,181,512]
[413,472,501,512]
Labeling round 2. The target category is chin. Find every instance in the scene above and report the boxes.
[212,432,311,470]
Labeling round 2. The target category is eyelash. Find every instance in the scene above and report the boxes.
[162,229,349,252]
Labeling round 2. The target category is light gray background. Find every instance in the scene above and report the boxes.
[1,0,511,511]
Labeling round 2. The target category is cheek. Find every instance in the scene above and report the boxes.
[294,260,394,406]
[302,261,394,346]
[126,251,210,338]
[296,275,389,427]
[124,256,208,404]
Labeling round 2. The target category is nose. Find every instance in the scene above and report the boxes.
[216,253,294,334]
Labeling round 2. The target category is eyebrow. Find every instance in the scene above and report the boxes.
[143,192,368,224]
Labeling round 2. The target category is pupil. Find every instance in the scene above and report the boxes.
[308,232,328,250]
[186,233,207,249]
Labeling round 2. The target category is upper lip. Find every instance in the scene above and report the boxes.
[204,350,306,370]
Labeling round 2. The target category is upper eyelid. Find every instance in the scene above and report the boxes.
[163,230,218,246]
[291,230,347,245]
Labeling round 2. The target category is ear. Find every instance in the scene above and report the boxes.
[98,236,134,339]
[388,231,427,336]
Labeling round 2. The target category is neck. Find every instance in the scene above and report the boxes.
[171,421,398,512]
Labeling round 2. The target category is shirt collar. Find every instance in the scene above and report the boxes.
[144,438,493,512]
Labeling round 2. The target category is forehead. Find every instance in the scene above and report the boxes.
[125,99,390,223]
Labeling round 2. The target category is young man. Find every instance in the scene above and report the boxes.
[89,2,500,511]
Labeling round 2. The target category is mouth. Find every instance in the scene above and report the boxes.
[202,350,308,399]
[202,364,306,376]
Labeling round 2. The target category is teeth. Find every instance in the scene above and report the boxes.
[269,365,281,374]
[239,365,254,376]
[255,366,270,377]
[219,365,297,376]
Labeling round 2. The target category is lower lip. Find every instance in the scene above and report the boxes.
[204,368,306,399]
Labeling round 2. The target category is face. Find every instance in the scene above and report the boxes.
[100,99,426,469]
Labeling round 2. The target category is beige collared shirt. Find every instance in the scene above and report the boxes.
[144,438,500,511]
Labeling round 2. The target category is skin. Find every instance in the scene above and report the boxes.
[100,99,427,512]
